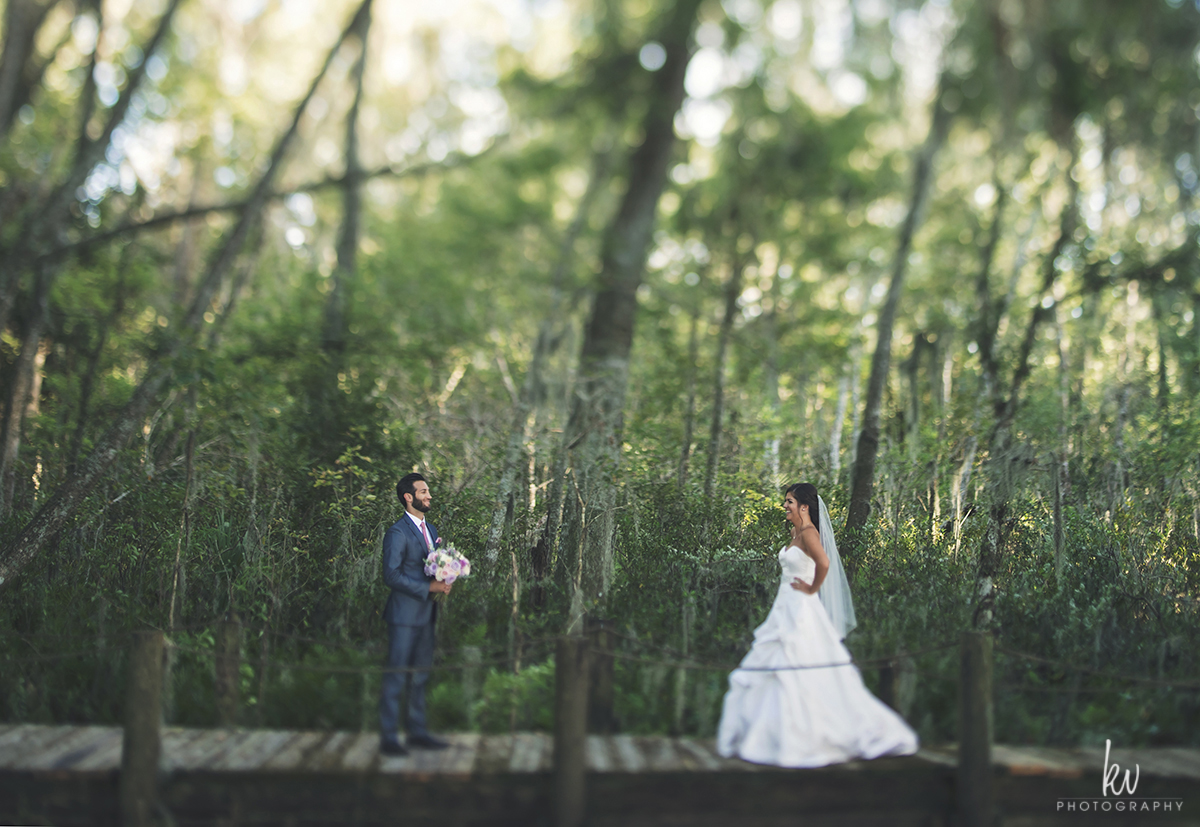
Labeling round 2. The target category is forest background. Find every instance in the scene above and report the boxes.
[1,0,1198,748]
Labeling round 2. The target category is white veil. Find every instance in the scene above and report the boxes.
[817,495,857,640]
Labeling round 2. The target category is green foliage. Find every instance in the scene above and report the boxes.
[2,0,1200,757]
[2,445,1198,746]
[470,661,557,733]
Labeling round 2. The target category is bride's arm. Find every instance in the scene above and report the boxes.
[790,535,830,594]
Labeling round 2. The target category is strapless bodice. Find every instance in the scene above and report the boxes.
[779,544,815,584]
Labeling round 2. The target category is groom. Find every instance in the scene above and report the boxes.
[379,472,453,755]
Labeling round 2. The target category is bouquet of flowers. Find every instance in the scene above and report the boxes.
[424,540,471,601]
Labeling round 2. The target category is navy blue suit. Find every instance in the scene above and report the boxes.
[379,513,439,743]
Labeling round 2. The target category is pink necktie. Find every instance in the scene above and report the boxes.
[421,521,432,549]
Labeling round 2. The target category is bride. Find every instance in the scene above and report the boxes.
[716,483,918,767]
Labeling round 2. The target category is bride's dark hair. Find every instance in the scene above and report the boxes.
[786,483,820,533]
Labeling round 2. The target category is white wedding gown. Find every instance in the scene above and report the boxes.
[716,544,918,767]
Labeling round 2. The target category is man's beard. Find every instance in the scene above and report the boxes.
[414,500,431,513]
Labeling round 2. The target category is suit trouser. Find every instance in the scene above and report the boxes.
[379,620,435,740]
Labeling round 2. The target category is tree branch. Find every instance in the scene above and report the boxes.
[0,0,374,594]
[37,140,507,263]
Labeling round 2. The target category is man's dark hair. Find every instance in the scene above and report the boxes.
[397,472,427,507]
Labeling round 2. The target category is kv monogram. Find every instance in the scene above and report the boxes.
[1055,740,1183,814]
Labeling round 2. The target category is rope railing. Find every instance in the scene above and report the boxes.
[4,624,1200,689]
[6,621,1197,827]
[596,638,962,674]
[166,637,559,676]
[0,641,136,665]
[994,684,1146,694]
[994,644,1200,691]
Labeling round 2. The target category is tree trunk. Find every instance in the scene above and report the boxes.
[167,430,196,629]
[763,276,781,482]
[677,304,700,488]
[1151,291,1170,409]
[949,177,1010,554]
[930,334,952,542]
[561,0,700,628]
[0,0,372,593]
[322,5,371,361]
[0,0,60,140]
[900,335,924,463]
[1054,304,1070,584]
[830,352,855,476]
[0,265,50,518]
[845,80,951,554]
[486,147,612,561]
[535,318,581,606]
[704,251,745,501]
[72,0,102,159]
[0,0,184,341]
[974,157,1078,630]
[307,0,371,459]
[172,163,205,309]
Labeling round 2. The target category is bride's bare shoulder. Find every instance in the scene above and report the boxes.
[797,525,826,557]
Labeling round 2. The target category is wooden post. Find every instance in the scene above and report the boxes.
[215,614,241,727]
[958,631,994,827]
[121,630,164,827]
[554,635,589,827]
[586,616,614,733]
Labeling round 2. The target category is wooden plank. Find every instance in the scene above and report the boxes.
[166,728,242,771]
[0,724,38,753]
[1122,749,1199,780]
[0,724,45,766]
[914,746,956,768]
[0,725,78,769]
[193,730,259,771]
[673,738,722,771]
[442,733,481,775]
[994,745,1083,778]
[301,732,357,771]
[52,727,123,771]
[338,732,380,772]
[379,735,481,775]
[26,726,113,770]
[474,734,514,774]
[586,735,615,772]
[70,728,125,771]
[1017,745,1092,776]
[208,730,293,771]
[159,727,212,772]
[261,732,325,771]
[1157,748,1200,779]
[536,733,553,771]
[682,738,757,772]
[404,741,453,774]
[377,743,417,773]
[704,738,749,771]
[509,732,547,773]
[611,734,646,773]
[643,736,684,772]
[1075,745,1137,775]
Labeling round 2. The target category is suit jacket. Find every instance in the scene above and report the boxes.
[381,514,439,627]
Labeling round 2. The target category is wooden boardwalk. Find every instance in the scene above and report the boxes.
[1,723,1197,825]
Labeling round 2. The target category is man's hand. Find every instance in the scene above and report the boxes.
[430,581,453,595]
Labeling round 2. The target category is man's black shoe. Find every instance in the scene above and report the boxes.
[380,740,409,757]
[407,733,450,750]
